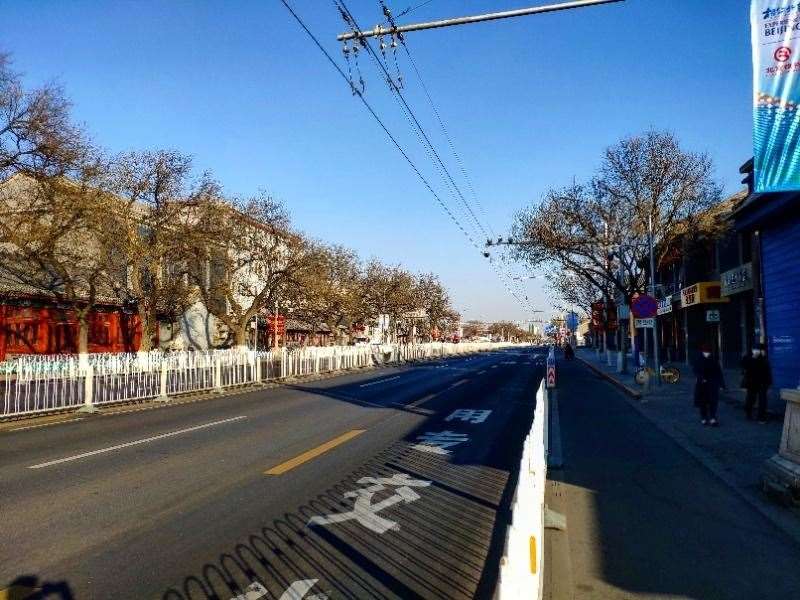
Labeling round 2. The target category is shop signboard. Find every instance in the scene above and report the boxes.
[751,1,800,192]
[721,262,754,296]
[606,300,618,331]
[635,318,655,329]
[657,297,673,315]
[706,309,721,323]
[591,301,605,331]
[680,282,730,308]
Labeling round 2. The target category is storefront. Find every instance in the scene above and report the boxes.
[679,282,730,365]
[720,262,755,362]
[657,294,685,363]
[734,189,800,390]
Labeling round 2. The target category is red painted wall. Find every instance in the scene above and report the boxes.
[0,304,142,361]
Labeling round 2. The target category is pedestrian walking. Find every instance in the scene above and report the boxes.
[741,342,772,424]
[693,343,725,426]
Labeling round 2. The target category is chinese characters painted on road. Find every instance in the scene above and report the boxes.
[308,474,431,534]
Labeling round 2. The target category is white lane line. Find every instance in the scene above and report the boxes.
[448,379,469,389]
[28,415,248,469]
[477,370,487,375]
[409,392,438,407]
[359,375,401,388]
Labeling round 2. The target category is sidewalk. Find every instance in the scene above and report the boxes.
[574,347,800,542]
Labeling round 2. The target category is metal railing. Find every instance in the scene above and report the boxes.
[1,342,510,418]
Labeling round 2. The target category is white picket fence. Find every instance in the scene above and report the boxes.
[0,342,507,418]
[496,350,552,599]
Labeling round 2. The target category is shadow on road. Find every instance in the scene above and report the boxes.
[160,351,540,600]
[2,575,75,599]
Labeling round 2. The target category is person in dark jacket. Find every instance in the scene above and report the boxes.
[563,343,574,359]
[741,342,772,423]
[694,343,725,426]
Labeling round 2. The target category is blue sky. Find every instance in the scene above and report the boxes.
[1,1,754,322]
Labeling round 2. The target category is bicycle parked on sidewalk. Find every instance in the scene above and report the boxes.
[635,363,681,385]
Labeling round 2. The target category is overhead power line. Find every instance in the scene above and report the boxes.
[279,0,538,313]
[395,0,436,19]
[337,1,490,243]
[400,41,497,239]
[337,0,534,310]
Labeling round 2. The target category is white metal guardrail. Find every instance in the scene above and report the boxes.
[0,342,512,418]
[496,348,553,599]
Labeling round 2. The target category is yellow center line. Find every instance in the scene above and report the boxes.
[264,429,366,476]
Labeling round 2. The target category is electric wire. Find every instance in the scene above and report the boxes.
[336,1,536,309]
[337,0,490,243]
[279,0,533,313]
[396,0,436,18]
[339,0,537,311]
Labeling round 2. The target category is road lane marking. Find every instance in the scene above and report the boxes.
[28,416,248,469]
[359,375,400,387]
[448,379,469,389]
[445,409,492,424]
[477,370,487,375]
[411,392,438,406]
[265,429,366,475]
[490,365,498,369]
[412,431,469,455]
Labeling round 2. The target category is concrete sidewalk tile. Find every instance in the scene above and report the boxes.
[575,348,800,543]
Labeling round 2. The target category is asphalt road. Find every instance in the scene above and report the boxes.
[546,357,800,600]
[0,347,544,600]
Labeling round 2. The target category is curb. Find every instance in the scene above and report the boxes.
[575,355,642,399]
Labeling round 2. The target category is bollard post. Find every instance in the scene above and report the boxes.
[78,363,98,414]
[214,355,223,393]
[155,360,170,402]
[254,351,262,383]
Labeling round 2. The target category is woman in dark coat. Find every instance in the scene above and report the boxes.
[741,342,772,423]
[694,343,725,426]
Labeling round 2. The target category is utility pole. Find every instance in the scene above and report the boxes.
[648,214,662,386]
[337,0,623,41]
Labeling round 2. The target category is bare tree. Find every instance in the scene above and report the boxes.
[413,273,457,341]
[359,260,418,343]
[545,269,599,318]
[0,53,91,179]
[288,243,365,345]
[183,191,304,349]
[102,150,207,351]
[0,174,115,354]
[513,131,723,306]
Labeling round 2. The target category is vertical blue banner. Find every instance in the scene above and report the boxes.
[752,1,800,192]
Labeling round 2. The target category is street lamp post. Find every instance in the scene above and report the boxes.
[648,214,662,385]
